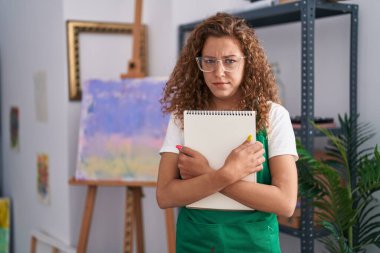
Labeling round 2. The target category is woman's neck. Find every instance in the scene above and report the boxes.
[210,97,240,111]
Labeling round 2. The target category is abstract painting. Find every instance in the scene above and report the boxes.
[75,77,169,181]
[37,154,50,204]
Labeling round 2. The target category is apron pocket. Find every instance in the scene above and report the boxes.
[177,218,224,253]
[222,219,279,253]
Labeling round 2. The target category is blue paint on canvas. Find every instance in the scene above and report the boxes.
[76,77,170,181]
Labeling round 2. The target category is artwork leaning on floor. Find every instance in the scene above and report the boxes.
[75,77,170,181]
[0,198,10,253]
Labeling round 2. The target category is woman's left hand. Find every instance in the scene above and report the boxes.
[177,146,213,180]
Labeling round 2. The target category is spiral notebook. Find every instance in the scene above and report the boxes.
[184,110,256,210]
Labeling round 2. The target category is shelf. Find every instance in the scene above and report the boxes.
[235,1,356,29]
[279,224,300,237]
[293,126,342,137]
[278,206,329,238]
[178,1,354,34]
[279,224,329,238]
[178,2,357,33]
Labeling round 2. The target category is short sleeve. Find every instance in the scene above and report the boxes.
[159,113,184,154]
[268,103,298,161]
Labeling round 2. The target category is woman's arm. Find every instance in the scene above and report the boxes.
[171,144,297,216]
[156,141,264,209]
[220,154,298,217]
[219,103,298,216]
[156,152,232,209]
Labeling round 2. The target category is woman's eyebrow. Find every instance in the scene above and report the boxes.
[202,54,238,58]
[221,55,238,58]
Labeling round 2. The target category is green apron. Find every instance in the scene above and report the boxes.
[176,131,280,253]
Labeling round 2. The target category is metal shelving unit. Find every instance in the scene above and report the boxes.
[178,1,358,252]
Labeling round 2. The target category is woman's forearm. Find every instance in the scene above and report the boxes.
[221,181,296,217]
[157,169,233,209]
[221,155,298,217]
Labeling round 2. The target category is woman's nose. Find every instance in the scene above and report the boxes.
[214,60,225,77]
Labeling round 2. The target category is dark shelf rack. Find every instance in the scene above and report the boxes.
[278,221,330,238]
[178,1,358,252]
[294,127,342,138]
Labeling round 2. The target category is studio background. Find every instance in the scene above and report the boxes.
[0,0,379,252]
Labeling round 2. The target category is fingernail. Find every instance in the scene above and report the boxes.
[246,134,253,142]
[176,145,183,150]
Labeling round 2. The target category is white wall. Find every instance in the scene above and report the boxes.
[1,0,379,253]
[0,1,70,253]
[354,0,380,149]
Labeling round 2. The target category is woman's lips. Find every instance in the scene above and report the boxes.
[213,84,229,90]
[213,82,228,87]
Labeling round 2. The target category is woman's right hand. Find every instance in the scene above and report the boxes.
[221,139,265,183]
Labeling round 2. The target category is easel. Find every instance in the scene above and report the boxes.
[69,178,175,253]
[71,0,175,251]
[120,0,145,78]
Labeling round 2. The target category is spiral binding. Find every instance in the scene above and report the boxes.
[184,110,255,116]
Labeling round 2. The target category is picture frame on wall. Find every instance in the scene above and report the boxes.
[66,20,147,101]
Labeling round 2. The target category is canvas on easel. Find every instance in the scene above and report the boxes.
[75,77,169,182]
[72,77,174,253]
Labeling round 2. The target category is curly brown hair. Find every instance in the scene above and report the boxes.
[161,12,280,131]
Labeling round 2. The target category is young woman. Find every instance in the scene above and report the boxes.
[156,12,298,252]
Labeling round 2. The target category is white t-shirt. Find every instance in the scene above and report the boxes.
[160,102,298,160]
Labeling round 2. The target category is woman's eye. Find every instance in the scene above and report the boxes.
[225,59,237,65]
[204,59,216,64]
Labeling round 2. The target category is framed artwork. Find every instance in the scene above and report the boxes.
[66,20,147,101]
[0,198,10,253]
[10,106,19,151]
[75,77,169,181]
[178,22,196,53]
[37,154,50,205]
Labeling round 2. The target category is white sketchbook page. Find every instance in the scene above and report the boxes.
[184,110,256,210]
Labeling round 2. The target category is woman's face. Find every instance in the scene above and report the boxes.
[201,36,245,109]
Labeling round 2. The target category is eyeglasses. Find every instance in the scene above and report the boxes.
[196,56,245,72]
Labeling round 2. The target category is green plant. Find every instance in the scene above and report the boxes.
[297,114,380,253]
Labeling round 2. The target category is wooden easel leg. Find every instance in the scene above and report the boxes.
[132,187,145,253]
[124,187,145,253]
[77,185,97,253]
[124,188,134,253]
[51,247,59,253]
[30,235,37,253]
[165,208,176,253]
